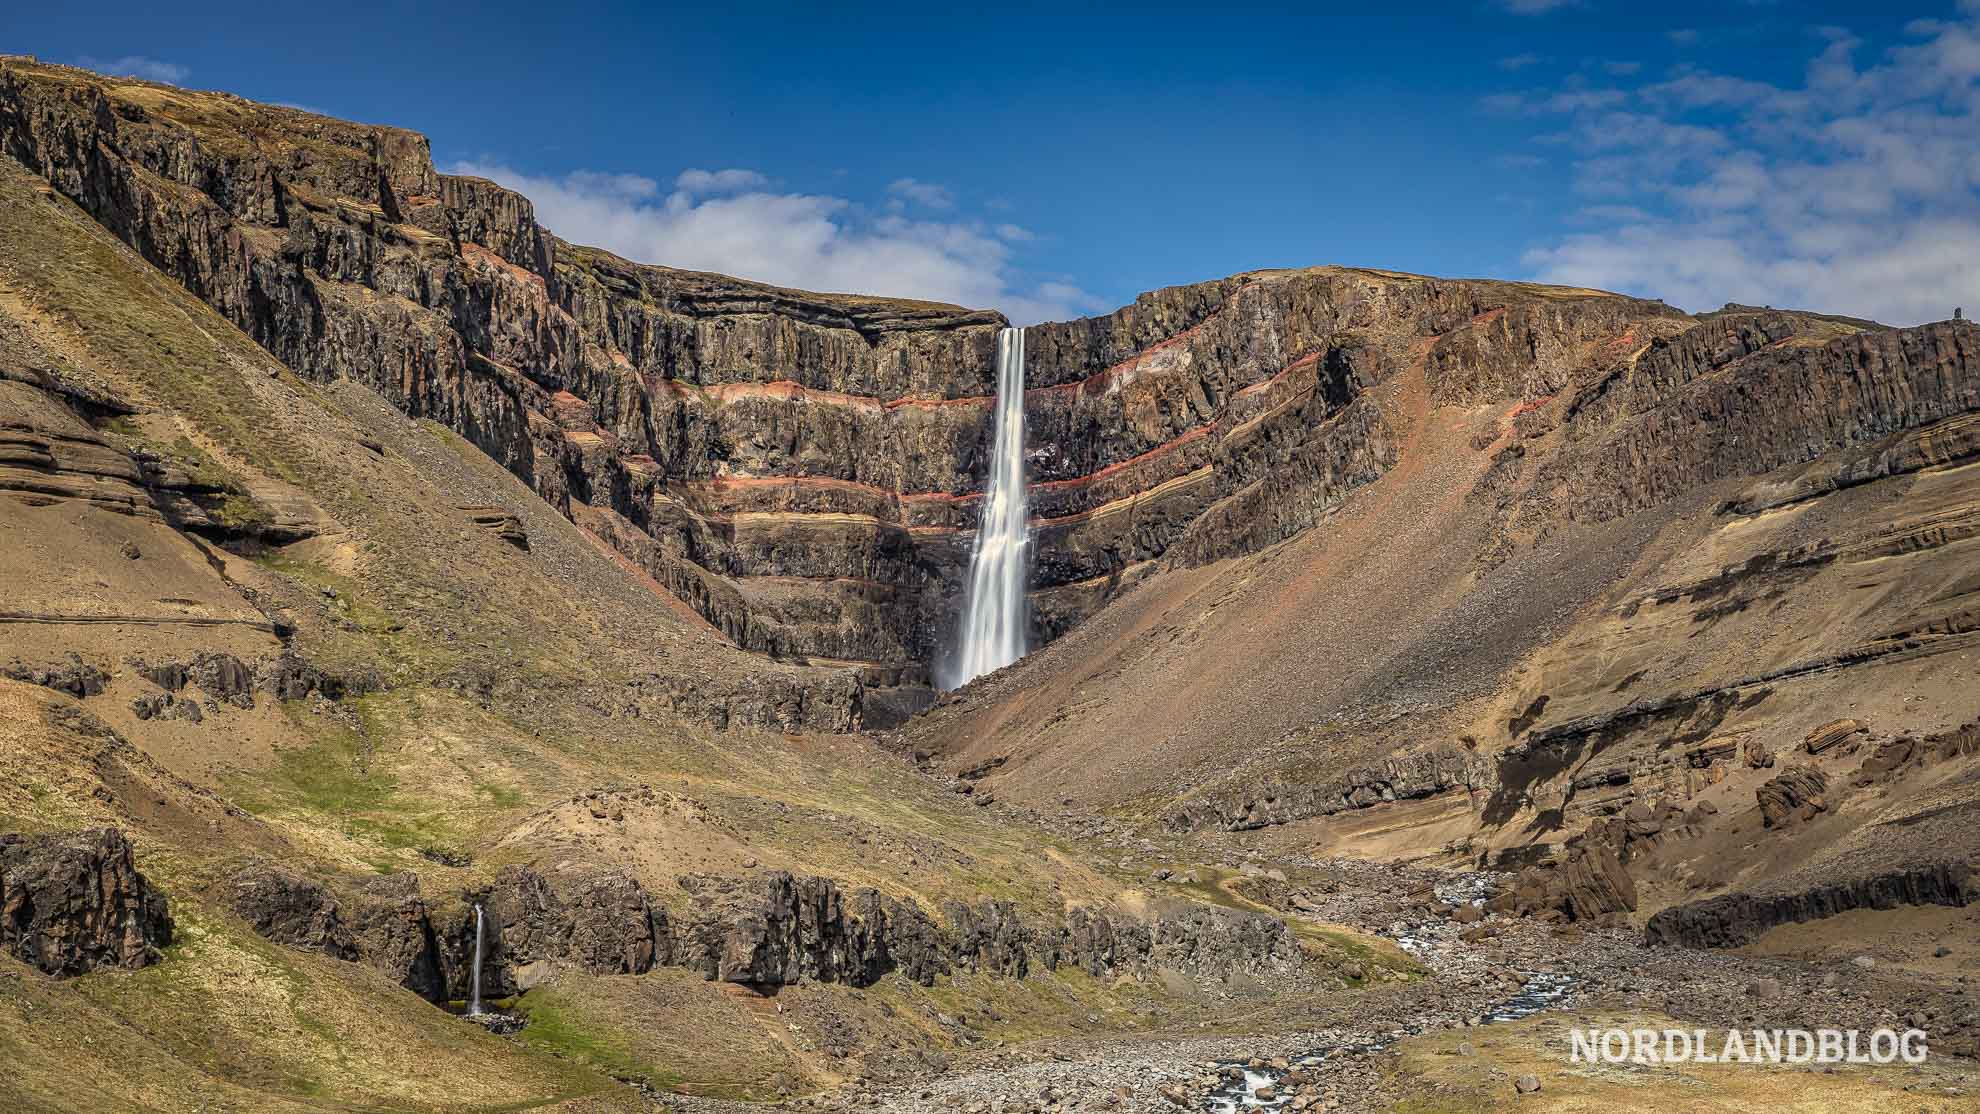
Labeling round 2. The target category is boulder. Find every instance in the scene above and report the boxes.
[1757,766,1829,828]
[1804,719,1867,755]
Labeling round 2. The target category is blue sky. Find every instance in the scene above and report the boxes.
[10,1,1978,323]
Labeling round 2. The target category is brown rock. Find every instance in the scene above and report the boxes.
[1757,765,1829,828]
[0,828,173,976]
[1804,719,1867,755]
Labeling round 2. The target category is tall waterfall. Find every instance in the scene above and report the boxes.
[947,327,1030,689]
[467,903,485,1016]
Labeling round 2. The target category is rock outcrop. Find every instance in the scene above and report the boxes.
[673,871,943,987]
[1168,743,1493,832]
[2,653,108,699]
[1507,845,1637,922]
[231,861,1305,1000]
[467,865,664,997]
[229,867,360,960]
[1757,765,1829,828]
[460,505,528,550]
[0,357,302,544]
[1488,313,1980,546]
[1803,719,1867,756]
[0,828,173,975]
[1645,863,1977,948]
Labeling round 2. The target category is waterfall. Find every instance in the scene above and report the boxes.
[468,903,485,1016]
[947,326,1030,689]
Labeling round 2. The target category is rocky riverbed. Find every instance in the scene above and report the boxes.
[641,852,1973,1114]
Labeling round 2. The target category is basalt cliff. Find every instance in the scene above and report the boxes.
[0,57,1703,719]
[2,56,1978,1114]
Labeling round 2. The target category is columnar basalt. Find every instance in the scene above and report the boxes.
[226,862,1306,998]
[1644,863,1977,949]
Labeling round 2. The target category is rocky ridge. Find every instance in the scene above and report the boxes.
[228,855,1309,1004]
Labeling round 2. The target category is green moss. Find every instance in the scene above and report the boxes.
[252,552,401,636]
[225,699,462,865]
[514,994,677,1091]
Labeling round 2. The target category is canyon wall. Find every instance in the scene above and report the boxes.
[0,58,1686,714]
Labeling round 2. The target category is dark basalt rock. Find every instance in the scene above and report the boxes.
[1,653,108,700]
[944,897,1033,979]
[229,867,359,960]
[346,873,445,999]
[231,858,1310,998]
[670,870,949,988]
[0,828,173,976]
[1645,863,1977,948]
[472,865,663,997]
[131,650,348,709]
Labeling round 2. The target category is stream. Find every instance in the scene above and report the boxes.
[1204,872,1575,1113]
[1202,972,1578,1112]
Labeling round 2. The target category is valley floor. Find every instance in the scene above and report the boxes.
[655,852,1980,1114]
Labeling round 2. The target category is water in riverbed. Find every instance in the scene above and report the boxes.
[1202,972,1577,1112]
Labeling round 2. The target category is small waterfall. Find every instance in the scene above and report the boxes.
[467,903,485,1016]
[947,327,1030,689]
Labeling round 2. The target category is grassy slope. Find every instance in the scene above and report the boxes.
[0,150,1422,1105]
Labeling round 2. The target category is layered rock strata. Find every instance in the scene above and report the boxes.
[0,59,1690,704]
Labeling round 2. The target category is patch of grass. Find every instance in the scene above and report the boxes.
[253,551,401,636]
[475,780,527,808]
[226,698,462,864]
[514,993,679,1092]
[1158,866,1422,981]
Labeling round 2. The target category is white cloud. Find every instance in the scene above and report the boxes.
[449,161,1102,325]
[1667,29,1702,46]
[75,55,188,84]
[886,178,956,209]
[1518,14,1980,324]
[1498,53,1545,71]
[1497,0,1579,13]
[675,168,768,195]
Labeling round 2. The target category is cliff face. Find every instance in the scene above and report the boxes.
[0,58,1693,709]
[0,58,1001,709]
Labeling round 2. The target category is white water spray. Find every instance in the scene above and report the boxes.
[947,327,1030,689]
[468,903,485,1016]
